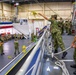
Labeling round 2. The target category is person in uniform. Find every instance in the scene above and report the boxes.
[66,21,69,35]
[70,35,76,74]
[31,33,34,42]
[14,33,17,39]
[67,21,72,35]
[0,40,4,55]
[58,18,64,34]
[17,34,20,39]
[65,21,71,35]
[38,13,67,59]
[14,38,20,55]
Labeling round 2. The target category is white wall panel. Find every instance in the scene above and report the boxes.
[11,6,15,11]
[45,11,50,16]
[0,29,6,34]
[45,3,58,10]
[19,5,29,12]
[29,4,43,10]
[0,10,2,16]
[4,11,11,16]
[19,12,28,18]
[3,3,11,11]
[0,3,2,9]
[17,2,73,24]
[58,2,72,9]
[6,28,13,34]
[33,20,44,35]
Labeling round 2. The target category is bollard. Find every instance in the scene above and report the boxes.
[22,45,26,53]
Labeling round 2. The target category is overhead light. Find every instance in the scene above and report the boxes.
[16,3,19,6]
[12,0,15,2]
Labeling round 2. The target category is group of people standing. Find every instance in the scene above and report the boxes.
[58,18,72,35]
[0,33,26,56]
[0,40,4,55]
[0,37,20,56]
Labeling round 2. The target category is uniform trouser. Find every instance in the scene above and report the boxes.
[61,27,64,34]
[73,48,76,63]
[0,46,3,54]
[67,28,71,34]
[31,33,34,41]
[66,27,68,33]
[67,28,70,34]
[14,47,19,54]
[69,28,71,34]
[59,27,64,34]
[53,32,65,51]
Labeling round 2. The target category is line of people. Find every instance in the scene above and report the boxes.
[58,18,72,35]
[0,37,20,56]
[0,40,4,55]
[0,33,26,56]
[0,33,25,42]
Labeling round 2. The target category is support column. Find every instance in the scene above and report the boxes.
[14,5,18,22]
[15,6,18,18]
[43,3,45,25]
[1,2,4,18]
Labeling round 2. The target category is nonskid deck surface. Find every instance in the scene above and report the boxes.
[42,34,75,75]
[41,57,62,75]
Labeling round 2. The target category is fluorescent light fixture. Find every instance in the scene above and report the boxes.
[12,0,15,2]
[16,3,19,6]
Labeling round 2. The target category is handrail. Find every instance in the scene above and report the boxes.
[0,52,22,72]
[31,38,45,75]
[31,48,41,75]
[16,28,47,75]
[0,42,35,74]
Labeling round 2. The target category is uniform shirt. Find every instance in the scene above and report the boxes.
[48,19,60,34]
[58,20,64,28]
[0,42,3,46]
[0,41,3,50]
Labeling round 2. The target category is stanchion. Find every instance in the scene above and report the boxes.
[22,45,26,53]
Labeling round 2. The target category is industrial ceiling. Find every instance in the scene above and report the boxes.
[0,0,75,4]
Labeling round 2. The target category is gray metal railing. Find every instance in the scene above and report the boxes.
[16,28,47,75]
[0,42,35,75]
